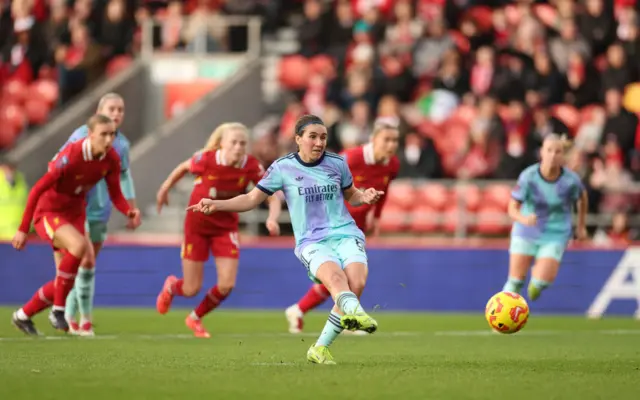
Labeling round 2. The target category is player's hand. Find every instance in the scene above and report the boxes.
[266,218,280,236]
[362,188,384,205]
[187,198,216,215]
[126,208,141,229]
[12,231,28,251]
[156,187,169,214]
[521,214,537,227]
[576,226,588,241]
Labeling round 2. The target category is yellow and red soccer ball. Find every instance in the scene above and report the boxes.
[485,291,530,334]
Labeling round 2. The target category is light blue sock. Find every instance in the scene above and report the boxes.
[65,287,79,321]
[76,267,95,320]
[316,310,344,347]
[335,291,363,315]
[530,277,552,291]
[503,277,525,294]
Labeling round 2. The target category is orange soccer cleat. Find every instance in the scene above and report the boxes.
[185,315,211,338]
[156,275,177,315]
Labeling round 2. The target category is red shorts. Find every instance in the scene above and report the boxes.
[34,213,85,250]
[181,230,240,261]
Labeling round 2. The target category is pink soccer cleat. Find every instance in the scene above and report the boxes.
[185,315,211,338]
[156,275,177,315]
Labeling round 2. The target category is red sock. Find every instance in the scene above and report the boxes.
[170,279,184,296]
[22,280,55,317]
[194,285,229,318]
[53,252,81,310]
[298,284,331,313]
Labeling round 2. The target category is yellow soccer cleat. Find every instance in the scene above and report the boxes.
[307,345,336,365]
[340,312,378,333]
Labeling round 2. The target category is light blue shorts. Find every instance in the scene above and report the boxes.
[296,237,368,283]
[509,237,567,262]
[84,220,108,244]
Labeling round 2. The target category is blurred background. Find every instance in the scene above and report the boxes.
[1,0,639,245]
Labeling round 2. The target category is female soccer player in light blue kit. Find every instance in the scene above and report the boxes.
[187,114,383,364]
[504,134,588,301]
[62,93,138,335]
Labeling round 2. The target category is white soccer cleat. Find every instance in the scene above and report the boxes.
[67,318,81,336]
[285,304,303,334]
[78,321,95,337]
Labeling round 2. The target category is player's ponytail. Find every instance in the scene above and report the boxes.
[203,122,248,152]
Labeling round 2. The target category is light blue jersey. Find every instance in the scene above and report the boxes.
[62,125,135,223]
[256,152,366,281]
[510,163,584,250]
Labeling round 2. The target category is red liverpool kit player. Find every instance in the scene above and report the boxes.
[155,122,281,338]
[11,114,140,335]
[285,120,399,334]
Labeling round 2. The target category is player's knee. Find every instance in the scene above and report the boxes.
[348,277,367,296]
[80,255,96,269]
[325,270,349,293]
[68,239,88,259]
[181,282,201,297]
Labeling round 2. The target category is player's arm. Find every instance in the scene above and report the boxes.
[156,159,190,213]
[104,162,136,218]
[188,161,282,215]
[17,171,58,234]
[340,158,383,206]
[265,191,283,236]
[575,188,588,240]
[118,141,136,208]
[508,172,536,226]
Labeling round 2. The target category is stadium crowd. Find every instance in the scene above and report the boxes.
[273,0,640,230]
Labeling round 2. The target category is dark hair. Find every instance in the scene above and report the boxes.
[294,114,324,136]
[87,114,113,131]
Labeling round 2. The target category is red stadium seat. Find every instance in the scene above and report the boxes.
[464,6,493,32]
[442,205,470,234]
[29,79,59,107]
[449,30,470,54]
[483,184,513,211]
[106,55,134,78]
[0,102,26,133]
[309,55,336,79]
[0,119,19,149]
[451,184,481,211]
[379,204,408,233]
[279,55,310,90]
[580,104,604,122]
[416,182,449,210]
[23,98,51,126]
[408,205,440,233]
[386,181,416,210]
[475,205,510,235]
[38,65,57,81]
[534,4,559,27]
[550,104,580,135]
[2,79,28,104]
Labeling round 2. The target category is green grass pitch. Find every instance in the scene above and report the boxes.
[1,307,639,399]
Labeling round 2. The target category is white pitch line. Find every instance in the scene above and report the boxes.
[2,330,640,342]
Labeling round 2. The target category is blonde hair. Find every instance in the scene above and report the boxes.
[87,114,113,131]
[372,117,399,136]
[203,122,248,151]
[97,92,124,111]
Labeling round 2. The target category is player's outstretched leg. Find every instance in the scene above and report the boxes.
[528,250,561,300]
[285,283,331,334]
[307,260,376,365]
[504,241,534,295]
[12,281,55,336]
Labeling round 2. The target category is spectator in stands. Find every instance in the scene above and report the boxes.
[397,132,441,179]
[549,18,590,73]
[338,100,372,149]
[182,0,227,53]
[56,22,103,103]
[1,11,47,85]
[45,1,71,52]
[575,106,606,153]
[602,43,633,91]
[412,17,453,79]
[159,0,184,51]
[99,0,135,58]
[602,88,638,165]
[382,0,422,63]
[374,49,415,102]
[297,0,324,57]
[578,0,615,57]
[563,51,601,108]
[527,107,569,157]
[324,0,354,62]
[0,1,12,52]
[529,50,565,106]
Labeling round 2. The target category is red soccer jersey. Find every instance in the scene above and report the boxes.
[185,149,264,233]
[342,143,400,228]
[18,138,131,233]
